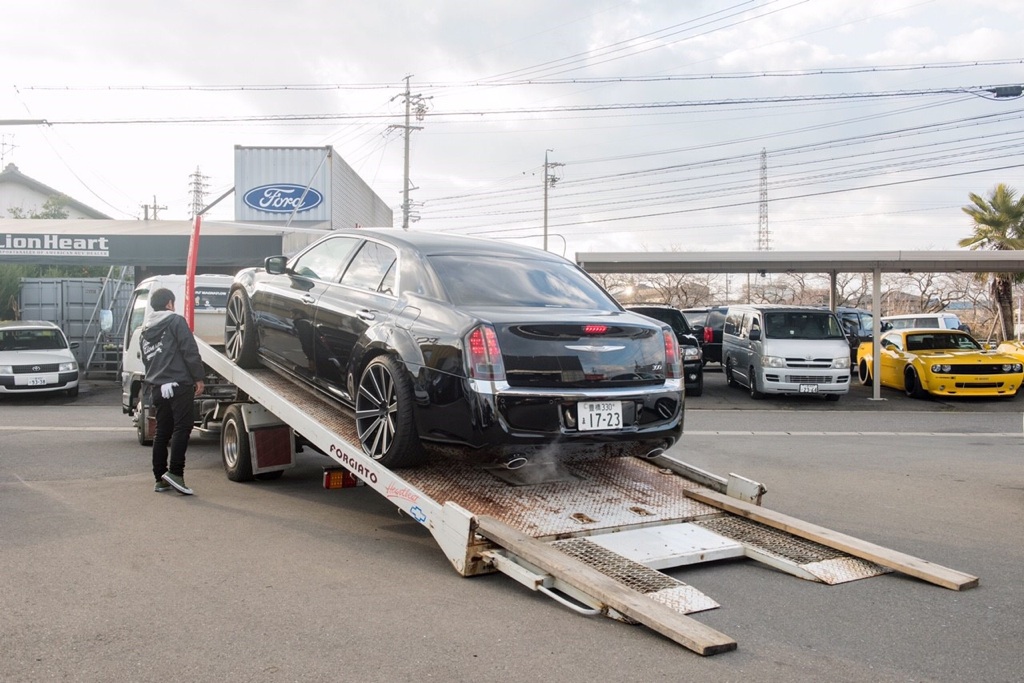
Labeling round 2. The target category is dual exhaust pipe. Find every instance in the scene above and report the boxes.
[499,440,670,470]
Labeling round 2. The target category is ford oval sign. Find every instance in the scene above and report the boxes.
[242,184,324,213]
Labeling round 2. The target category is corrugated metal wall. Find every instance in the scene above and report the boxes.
[329,153,395,229]
[235,146,394,230]
[19,277,133,366]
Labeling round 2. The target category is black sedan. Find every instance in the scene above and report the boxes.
[224,229,684,469]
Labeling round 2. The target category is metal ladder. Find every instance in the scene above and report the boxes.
[83,266,132,379]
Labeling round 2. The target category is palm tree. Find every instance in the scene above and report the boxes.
[959,184,1024,341]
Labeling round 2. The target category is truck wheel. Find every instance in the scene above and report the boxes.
[221,404,255,481]
[748,367,764,399]
[225,289,260,369]
[355,356,426,469]
[136,398,152,446]
[859,360,872,385]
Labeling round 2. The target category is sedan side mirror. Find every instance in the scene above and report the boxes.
[265,255,288,275]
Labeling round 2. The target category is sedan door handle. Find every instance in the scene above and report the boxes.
[301,294,316,304]
[357,309,376,321]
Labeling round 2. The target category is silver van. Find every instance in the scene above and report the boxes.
[722,304,851,401]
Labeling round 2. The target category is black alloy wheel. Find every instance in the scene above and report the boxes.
[859,360,872,385]
[355,356,426,469]
[225,289,259,368]
[904,368,927,399]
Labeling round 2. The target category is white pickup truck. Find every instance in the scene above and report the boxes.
[120,274,236,444]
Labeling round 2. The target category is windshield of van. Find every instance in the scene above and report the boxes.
[764,312,845,340]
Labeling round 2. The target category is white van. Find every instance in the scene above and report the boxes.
[722,304,851,401]
[120,274,235,443]
[881,313,969,333]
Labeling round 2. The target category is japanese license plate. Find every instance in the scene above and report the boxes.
[27,377,49,386]
[798,384,818,394]
[577,401,623,431]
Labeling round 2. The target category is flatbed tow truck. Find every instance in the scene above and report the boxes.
[195,337,978,656]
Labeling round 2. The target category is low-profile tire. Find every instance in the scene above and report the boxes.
[904,368,927,399]
[221,403,254,482]
[225,289,260,369]
[858,360,872,386]
[136,398,152,446]
[824,394,840,402]
[748,366,764,399]
[355,355,426,469]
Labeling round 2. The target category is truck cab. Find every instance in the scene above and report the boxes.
[121,274,235,443]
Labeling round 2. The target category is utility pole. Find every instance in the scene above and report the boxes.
[388,75,431,229]
[188,166,210,218]
[543,150,563,251]
[141,195,166,220]
[0,134,15,166]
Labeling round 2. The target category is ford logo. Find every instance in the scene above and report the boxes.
[242,184,324,214]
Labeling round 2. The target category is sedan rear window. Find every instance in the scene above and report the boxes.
[429,255,617,310]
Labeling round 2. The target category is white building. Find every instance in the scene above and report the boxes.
[0,163,111,219]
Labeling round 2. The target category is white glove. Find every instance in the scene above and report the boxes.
[160,382,179,399]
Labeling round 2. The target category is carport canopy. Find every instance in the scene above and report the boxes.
[576,249,1024,400]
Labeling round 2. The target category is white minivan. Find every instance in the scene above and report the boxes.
[722,304,851,401]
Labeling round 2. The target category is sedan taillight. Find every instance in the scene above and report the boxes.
[466,324,506,381]
[663,330,682,379]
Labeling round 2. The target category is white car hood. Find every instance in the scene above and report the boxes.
[0,349,76,366]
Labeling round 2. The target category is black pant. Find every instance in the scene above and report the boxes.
[151,384,194,479]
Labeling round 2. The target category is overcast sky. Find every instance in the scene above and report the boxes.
[3,0,1023,260]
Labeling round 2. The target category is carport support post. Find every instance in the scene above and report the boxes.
[870,267,883,401]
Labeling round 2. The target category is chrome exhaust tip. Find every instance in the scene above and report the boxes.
[641,442,669,459]
[503,454,529,470]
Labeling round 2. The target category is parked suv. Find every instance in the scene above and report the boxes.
[627,304,703,396]
[722,304,851,401]
[681,305,728,365]
[832,306,874,362]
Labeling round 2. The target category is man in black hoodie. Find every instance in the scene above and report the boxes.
[141,288,206,495]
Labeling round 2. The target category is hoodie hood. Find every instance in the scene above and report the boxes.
[142,311,176,341]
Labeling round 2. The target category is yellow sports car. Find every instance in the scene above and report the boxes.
[856,328,1023,398]
[995,340,1024,364]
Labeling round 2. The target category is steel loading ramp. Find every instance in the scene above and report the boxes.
[197,339,979,656]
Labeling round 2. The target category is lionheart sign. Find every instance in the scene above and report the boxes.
[0,233,110,257]
[242,184,324,214]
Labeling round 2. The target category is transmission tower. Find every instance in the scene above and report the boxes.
[757,147,771,251]
[188,166,210,218]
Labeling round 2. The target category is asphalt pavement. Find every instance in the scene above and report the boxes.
[0,376,1021,682]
